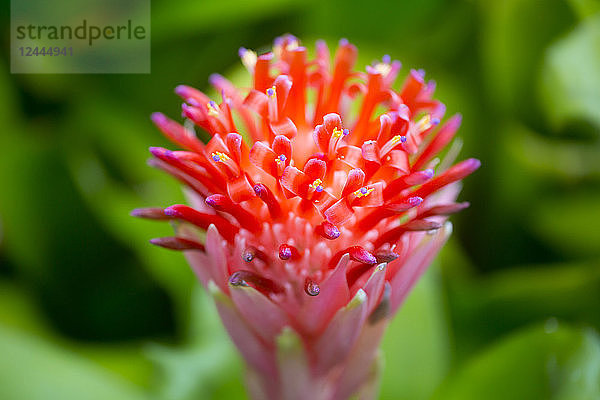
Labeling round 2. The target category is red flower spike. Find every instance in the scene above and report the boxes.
[139,36,479,400]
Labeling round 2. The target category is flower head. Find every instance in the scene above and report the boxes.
[134,34,479,400]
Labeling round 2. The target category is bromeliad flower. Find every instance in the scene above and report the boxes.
[133,35,479,400]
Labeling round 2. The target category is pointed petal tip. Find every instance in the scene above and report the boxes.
[150,112,166,125]
[148,146,170,158]
[208,73,224,85]
[348,288,367,309]
[443,221,453,235]
[174,85,191,98]
[130,207,169,220]
[129,208,145,217]
[467,158,482,171]
[149,236,205,251]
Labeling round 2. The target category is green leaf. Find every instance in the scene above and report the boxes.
[0,324,148,400]
[531,191,600,257]
[568,0,600,20]
[379,264,451,400]
[480,0,576,120]
[539,14,600,133]
[433,324,600,400]
[504,123,600,180]
[446,260,600,361]
[147,285,245,400]
[152,0,313,41]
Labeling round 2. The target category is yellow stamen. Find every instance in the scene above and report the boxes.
[414,115,432,133]
[211,151,230,162]
[286,41,299,51]
[332,127,344,138]
[354,187,374,198]
[391,135,403,145]
[373,62,392,76]
[309,178,323,190]
[207,102,220,117]
[241,49,257,70]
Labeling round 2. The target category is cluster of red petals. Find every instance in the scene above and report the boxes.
[135,34,479,345]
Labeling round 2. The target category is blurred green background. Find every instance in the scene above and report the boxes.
[1,0,600,399]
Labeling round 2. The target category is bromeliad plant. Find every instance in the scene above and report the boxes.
[133,35,479,400]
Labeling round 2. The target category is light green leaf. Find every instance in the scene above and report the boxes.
[0,324,148,400]
[380,264,451,400]
[568,0,600,20]
[147,285,245,400]
[152,0,314,41]
[480,0,576,118]
[532,192,600,257]
[446,261,600,359]
[505,123,600,180]
[540,14,600,133]
[433,324,600,400]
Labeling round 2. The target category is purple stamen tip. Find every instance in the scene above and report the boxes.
[212,154,221,162]
[409,196,423,207]
[360,187,368,194]
[400,136,407,143]
[238,47,247,57]
[343,128,350,136]
[243,249,255,262]
[187,98,200,107]
[174,86,187,96]
[205,197,217,207]
[253,185,264,196]
[316,185,324,193]
[148,146,162,156]
[229,271,248,286]
[279,154,287,162]
[432,117,440,125]
[382,54,391,64]
[329,226,341,239]
[150,112,166,124]
[163,207,177,217]
[424,168,435,179]
[280,248,292,260]
[267,88,275,96]
[209,100,217,108]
